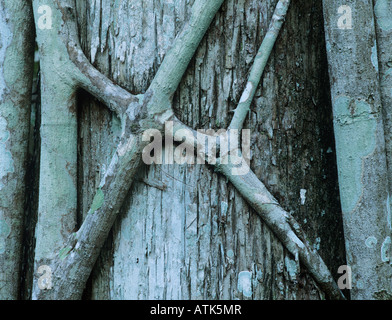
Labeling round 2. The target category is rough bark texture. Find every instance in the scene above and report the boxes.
[0,0,34,299]
[75,0,345,300]
[20,54,41,300]
[323,0,392,299]
[373,0,392,300]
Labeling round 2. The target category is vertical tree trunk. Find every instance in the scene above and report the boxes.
[31,0,79,298]
[76,0,345,299]
[0,0,34,300]
[323,0,392,299]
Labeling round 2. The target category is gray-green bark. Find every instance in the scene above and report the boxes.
[78,0,345,300]
[323,0,392,299]
[32,0,79,295]
[374,1,392,300]
[375,1,392,196]
[229,0,290,131]
[31,0,231,300]
[0,0,347,300]
[214,159,343,299]
[0,0,34,299]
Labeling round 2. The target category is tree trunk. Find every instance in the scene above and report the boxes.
[0,0,34,299]
[74,0,345,300]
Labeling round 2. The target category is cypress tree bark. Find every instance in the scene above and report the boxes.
[32,0,79,297]
[375,1,392,194]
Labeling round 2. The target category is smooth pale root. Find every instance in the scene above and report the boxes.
[171,113,343,298]
[30,0,132,297]
[69,43,135,117]
[323,0,392,299]
[147,0,226,116]
[229,0,291,131]
[29,0,344,300]
[0,1,34,299]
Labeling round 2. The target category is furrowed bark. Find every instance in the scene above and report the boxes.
[167,2,343,295]
[32,0,225,299]
[31,0,144,299]
[31,0,342,300]
[0,0,34,300]
[374,1,392,198]
[323,0,392,299]
[229,0,290,131]
[170,110,344,299]
[146,0,225,116]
